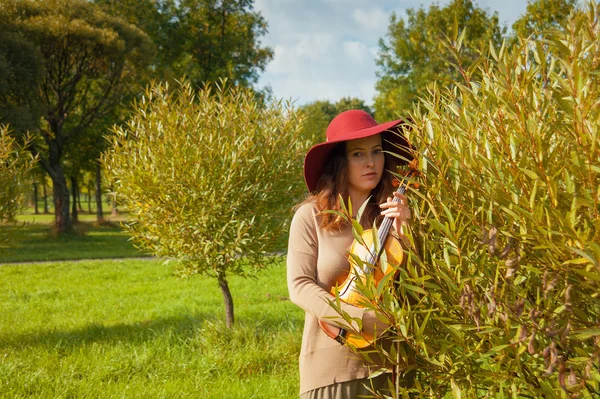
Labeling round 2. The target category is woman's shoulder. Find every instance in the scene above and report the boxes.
[292,201,319,221]
[289,201,321,240]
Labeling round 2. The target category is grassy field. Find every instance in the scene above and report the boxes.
[1,209,145,263]
[0,209,303,397]
[0,258,303,398]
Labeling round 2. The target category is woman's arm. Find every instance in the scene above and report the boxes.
[286,204,367,333]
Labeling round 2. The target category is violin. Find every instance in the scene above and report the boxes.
[319,163,419,348]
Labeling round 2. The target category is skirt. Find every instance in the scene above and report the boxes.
[299,373,391,399]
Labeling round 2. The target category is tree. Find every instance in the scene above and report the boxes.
[0,25,43,136]
[0,0,153,233]
[374,0,504,121]
[512,0,577,39]
[0,125,36,224]
[337,3,600,397]
[102,81,308,328]
[334,97,373,115]
[177,0,273,87]
[62,110,123,224]
[299,97,373,146]
[96,0,273,88]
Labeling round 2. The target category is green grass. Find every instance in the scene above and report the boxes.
[15,203,126,224]
[21,199,115,218]
[1,211,145,263]
[0,258,303,398]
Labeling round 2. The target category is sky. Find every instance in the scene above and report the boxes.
[254,0,529,107]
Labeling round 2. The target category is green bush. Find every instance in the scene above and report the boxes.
[102,80,307,327]
[0,125,35,224]
[342,3,600,398]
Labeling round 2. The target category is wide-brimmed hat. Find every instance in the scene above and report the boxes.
[303,109,411,193]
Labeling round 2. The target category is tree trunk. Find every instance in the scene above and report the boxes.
[218,273,234,328]
[77,179,83,212]
[71,176,79,223]
[33,182,39,214]
[95,162,104,222]
[87,181,92,214]
[41,139,73,233]
[52,170,72,233]
[43,180,49,214]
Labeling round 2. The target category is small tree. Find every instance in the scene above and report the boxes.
[334,3,600,398]
[102,81,307,328]
[0,125,36,243]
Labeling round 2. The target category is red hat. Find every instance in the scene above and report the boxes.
[303,109,411,193]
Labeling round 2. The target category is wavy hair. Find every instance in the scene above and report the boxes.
[302,127,411,231]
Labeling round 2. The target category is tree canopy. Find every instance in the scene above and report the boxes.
[96,0,273,88]
[512,0,578,39]
[373,0,583,121]
[0,0,154,232]
[374,0,505,120]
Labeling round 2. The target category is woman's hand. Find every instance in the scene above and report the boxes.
[379,192,411,233]
[362,310,390,338]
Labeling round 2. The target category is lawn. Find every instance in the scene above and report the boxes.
[1,211,145,263]
[0,258,303,398]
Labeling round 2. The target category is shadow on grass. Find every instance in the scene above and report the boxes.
[0,312,303,351]
[0,313,210,350]
[0,221,147,263]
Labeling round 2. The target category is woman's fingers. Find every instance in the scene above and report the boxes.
[379,193,408,208]
[362,310,390,338]
[393,191,408,204]
[380,194,411,221]
[380,207,411,219]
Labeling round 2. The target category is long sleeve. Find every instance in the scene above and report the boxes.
[286,203,366,332]
[287,202,390,395]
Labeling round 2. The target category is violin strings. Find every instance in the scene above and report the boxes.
[361,172,413,269]
[377,183,407,243]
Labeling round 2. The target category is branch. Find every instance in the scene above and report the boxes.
[63,61,126,143]
[62,46,93,115]
[39,127,54,147]
[27,140,56,181]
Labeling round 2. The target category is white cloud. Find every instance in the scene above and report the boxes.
[254,0,529,107]
[353,8,389,31]
[266,34,336,76]
[342,40,369,64]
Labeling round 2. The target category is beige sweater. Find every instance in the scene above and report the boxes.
[287,202,386,395]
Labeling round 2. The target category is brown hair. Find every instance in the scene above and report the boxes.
[302,128,410,231]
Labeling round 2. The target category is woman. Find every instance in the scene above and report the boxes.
[287,109,413,398]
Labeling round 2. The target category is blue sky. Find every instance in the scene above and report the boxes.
[254,0,529,107]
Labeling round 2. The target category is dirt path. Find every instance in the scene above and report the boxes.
[0,256,156,266]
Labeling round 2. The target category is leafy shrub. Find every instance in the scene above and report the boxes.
[0,125,35,224]
[341,4,600,398]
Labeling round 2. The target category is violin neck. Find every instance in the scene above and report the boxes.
[362,173,412,266]
[377,184,407,243]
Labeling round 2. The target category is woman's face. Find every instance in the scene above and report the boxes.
[345,134,384,197]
